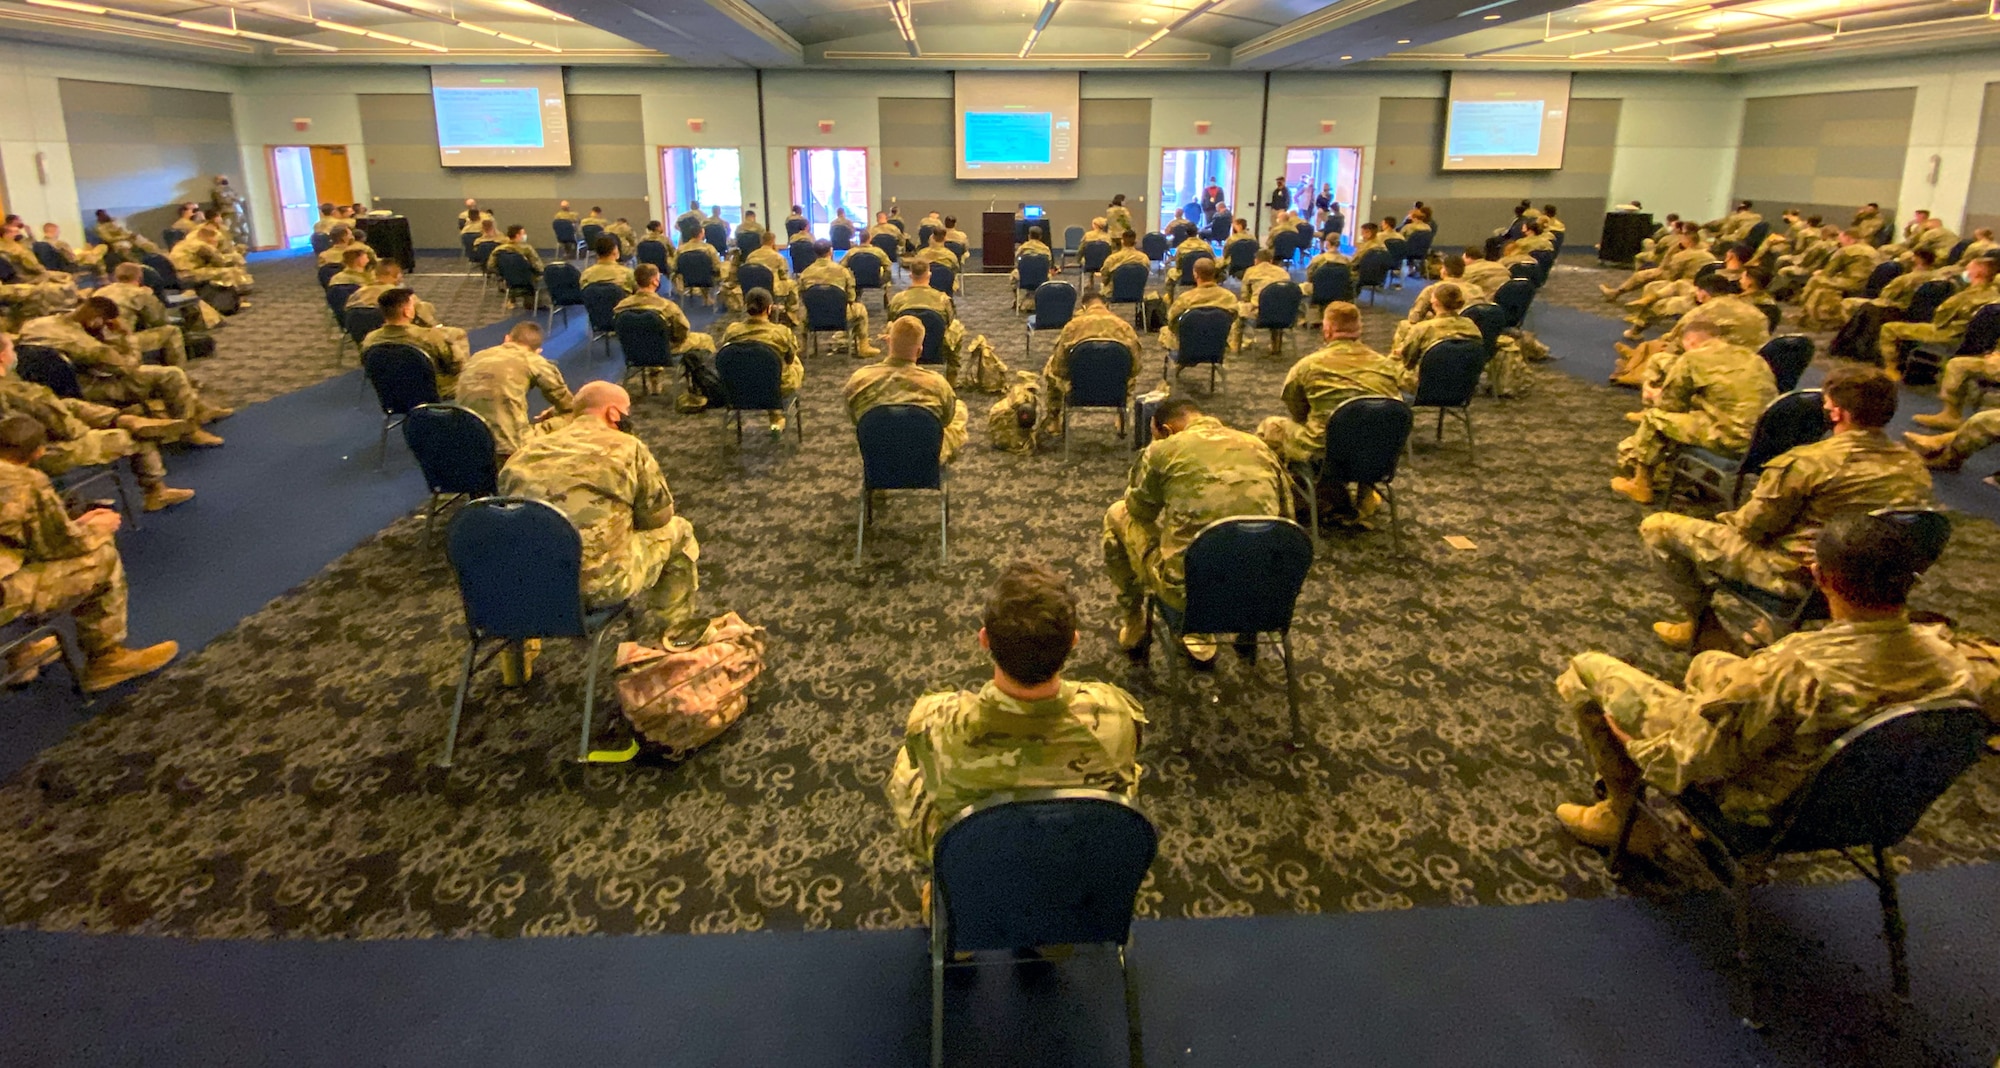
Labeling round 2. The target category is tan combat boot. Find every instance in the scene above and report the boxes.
[82,641,179,693]
[7,636,61,686]
[1611,471,1654,504]
[1912,411,1963,431]
[1652,620,1695,650]
[144,486,196,511]
[117,415,193,442]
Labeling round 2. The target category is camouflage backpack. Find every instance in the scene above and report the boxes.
[987,371,1041,454]
[959,334,1010,393]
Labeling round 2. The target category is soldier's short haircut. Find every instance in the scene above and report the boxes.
[1968,257,1995,279]
[1806,215,1822,226]
[647,220,662,232]
[0,414,48,460]
[745,287,774,316]
[113,262,144,283]
[981,561,1078,687]
[1028,227,1043,243]
[814,239,833,258]
[1542,204,1558,216]
[591,206,602,213]
[594,236,620,258]
[343,247,369,264]
[507,225,526,239]
[330,225,351,241]
[887,315,924,360]
[82,295,119,321]
[1193,258,1218,283]
[1441,253,1464,276]
[1080,293,1107,308]
[1431,283,1466,314]
[1912,248,1937,266]
[318,203,335,216]
[1696,271,1738,296]
[1361,223,1378,235]
[1255,249,1273,263]
[634,263,661,288]
[378,287,415,318]
[1815,512,1923,610]
[1152,396,1201,433]
[1121,231,1138,246]
[507,321,544,346]
[1822,365,1898,428]
[944,216,957,228]
[910,259,931,278]
[1323,301,1361,336]
[1742,268,1770,290]
[1842,228,1866,241]
[375,260,403,278]
[1728,243,1755,263]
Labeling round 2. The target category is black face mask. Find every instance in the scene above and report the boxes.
[613,411,634,434]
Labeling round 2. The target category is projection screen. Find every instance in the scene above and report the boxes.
[1442,72,1572,171]
[954,71,1079,180]
[430,66,572,168]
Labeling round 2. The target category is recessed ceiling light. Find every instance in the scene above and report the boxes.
[1340,54,1351,59]
[1396,38,1410,43]
[1482,13,1501,19]
[1139,15,1156,23]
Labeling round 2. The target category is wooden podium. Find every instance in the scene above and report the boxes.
[981,211,1016,272]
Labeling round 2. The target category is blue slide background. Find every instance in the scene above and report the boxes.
[435,87,545,149]
[1447,100,1544,157]
[963,111,1053,165]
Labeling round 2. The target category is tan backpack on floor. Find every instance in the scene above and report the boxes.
[614,612,766,758]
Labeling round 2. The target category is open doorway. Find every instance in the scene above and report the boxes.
[1284,147,1363,252]
[1158,148,1238,233]
[788,148,868,239]
[265,144,354,249]
[661,147,744,226]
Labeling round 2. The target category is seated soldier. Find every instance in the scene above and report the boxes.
[1104,395,1292,661]
[1221,218,1258,275]
[310,204,341,236]
[1257,302,1402,527]
[1160,258,1238,359]
[613,264,718,394]
[164,204,199,244]
[1883,216,1959,269]
[454,321,573,462]
[578,236,636,292]
[670,229,725,305]
[95,262,189,367]
[1911,337,2000,433]
[886,561,1145,887]
[38,223,99,271]
[0,414,180,692]
[1237,249,1293,348]
[1611,321,1779,505]
[0,218,81,318]
[1554,511,1998,852]
[914,228,960,288]
[1009,227,1055,309]
[797,239,882,358]
[1453,244,1508,297]
[1835,247,1941,329]
[1165,230,1215,295]
[887,260,996,387]
[488,224,545,280]
[1165,209,1198,245]
[1098,231,1151,291]
[361,288,464,398]
[1621,243,1750,340]
[1604,230,1711,302]
[0,333,193,510]
[317,225,374,269]
[1302,234,1352,278]
[1514,220,1555,255]
[1879,256,1999,380]
[736,209,766,248]
[1389,281,1481,368]
[1039,292,1142,440]
[725,231,801,319]
[942,215,969,248]
[718,287,803,439]
[673,201,704,240]
[843,315,967,463]
[1957,227,1997,263]
[1350,222,1389,261]
[1637,366,1931,650]
[1081,216,1113,248]
[1405,255,1478,329]
[457,209,485,238]
[554,201,580,225]
[327,247,374,288]
[1905,408,2000,472]
[605,217,638,259]
[498,382,699,759]
[1796,229,1885,331]
[18,298,227,440]
[1610,271,1771,390]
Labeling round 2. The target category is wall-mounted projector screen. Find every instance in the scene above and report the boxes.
[430,66,571,168]
[1442,72,1572,171]
[954,71,1079,180]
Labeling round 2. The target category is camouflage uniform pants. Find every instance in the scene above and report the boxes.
[590,516,700,637]
[1797,279,1856,331]
[0,541,127,655]
[1878,321,1958,368]
[81,365,202,422]
[39,426,167,491]
[1638,512,1808,621]
[939,401,969,464]
[845,302,873,353]
[1557,650,1743,807]
[2,280,80,319]
[1941,409,2000,463]
[1613,265,1667,295]
[181,266,254,291]
[131,325,187,366]
[1618,411,1723,484]
[1937,355,2000,416]
[1102,500,1180,614]
[1256,416,1319,465]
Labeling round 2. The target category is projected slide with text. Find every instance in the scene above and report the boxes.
[1447,100,1544,158]
[964,111,1053,166]
[434,87,545,148]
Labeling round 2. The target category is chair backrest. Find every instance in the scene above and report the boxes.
[581,282,626,332]
[15,345,82,399]
[1308,262,1354,305]
[362,342,441,416]
[0,255,17,284]
[1062,225,1085,252]
[1175,306,1235,365]
[1762,701,1992,855]
[1354,249,1392,287]
[1067,340,1134,409]
[848,253,884,289]
[788,238,816,275]
[785,217,808,237]
[1740,389,1831,478]
[802,283,850,331]
[918,224,937,248]
[1757,335,1815,393]
[734,231,762,257]
[493,249,537,289]
[1179,517,1315,635]
[315,262,342,289]
[161,228,179,250]
[946,240,968,263]
[870,233,901,263]
[829,222,855,250]
[897,307,947,365]
[1492,278,1536,328]
[1175,248,1212,278]
[1743,220,1771,252]
[1945,237,1972,264]
[325,282,360,320]
[1109,262,1149,304]
[1954,302,2000,355]
[1403,228,1434,260]
[446,497,588,641]
[1694,260,1722,283]
[929,264,956,294]
[459,232,478,261]
[1384,236,1409,264]
[1509,261,1538,283]
[1226,240,1257,274]
[1760,302,1783,334]
[1908,279,1957,324]
[1461,302,1506,356]
[673,253,716,289]
[1529,247,1556,272]
[582,223,606,249]
[1016,254,1051,290]
[140,265,170,297]
[1322,396,1414,487]
[345,304,385,346]
[1272,229,1302,264]
[1410,337,1488,408]
[1141,232,1167,261]
[855,403,944,491]
[933,789,1157,955]
[1873,506,1953,572]
[143,253,182,290]
[310,232,332,254]
[702,221,728,251]
[1031,281,1077,330]
[1207,213,1231,241]
[636,239,670,271]
[1862,260,1902,298]
[736,262,775,297]
[402,403,498,497]
[544,261,584,304]
[553,218,579,247]
[1255,282,1304,328]
[613,309,676,369]
[31,242,67,272]
[471,239,500,268]
[715,339,786,409]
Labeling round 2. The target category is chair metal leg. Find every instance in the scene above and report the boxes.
[576,624,616,762]
[1875,844,1911,998]
[938,476,950,564]
[437,638,481,768]
[856,486,868,564]
[1463,407,1476,463]
[930,909,948,1068]
[1121,939,1145,1068]
[1385,484,1399,553]
[378,417,391,470]
[1281,631,1302,744]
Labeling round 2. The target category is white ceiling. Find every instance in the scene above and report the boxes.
[4,0,1999,68]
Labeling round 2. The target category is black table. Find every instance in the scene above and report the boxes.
[355,215,415,271]
[1598,211,1654,265]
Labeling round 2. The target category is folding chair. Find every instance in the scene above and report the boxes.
[1106,263,1149,329]
[612,310,681,396]
[0,614,89,696]
[855,404,947,564]
[1491,278,1536,330]
[15,345,141,529]
[671,254,718,310]
[1252,282,1304,358]
[1663,389,1827,509]
[1014,254,1052,312]
[542,263,586,331]
[1461,302,1506,360]
[848,253,887,317]
[552,218,582,260]
[801,284,850,358]
[715,340,802,445]
[1307,262,1354,313]
[1705,508,1947,648]
[402,403,498,533]
[929,264,956,296]
[1353,250,1392,305]
[361,342,439,468]
[1405,337,1487,461]
[493,250,549,316]
[1295,396,1413,547]
[897,308,948,370]
[1165,305,1234,392]
[1024,280,1077,361]
[1061,339,1134,461]
[1758,335,1815,394]
[581,282,627,360]
[636,239,671,274]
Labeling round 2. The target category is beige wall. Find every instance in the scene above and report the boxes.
[1730,88,1917,225]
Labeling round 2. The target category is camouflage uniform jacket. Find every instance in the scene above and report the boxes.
[746,246,792,280]
[1911,227,1959,260]
[673,210,703,236]
[499,417,675,608]
[1167,284,1239,327]
[1958,239,1996,264]
[1222,232,1259,265]
[612,290,692,344]
[1104,205,1135,237]
[1016,240,1054,266]
[672,240,723,276]
[798,259,858,300]
[1304,251,1353,278]
[555,210,581,223]
[1462,260,1513,294]
[1870,271,1930,309]
[605,222,637,257]
[843,360,958,427]
[1125,415,1293,594]
[317,241,373,268]
[888,285,955,326]
[719,317,800,363]
[0,239,46,277]
[1515,232,1556,255]
[1655,340,1778,454]
[1720,429,1933,566]
[347,285,441,327]
[1393,313,1482,367]
[1171,237,1216,267]
[455,341,574,456]
[0,374,91,442]
[1670,294,1772,351]
[915,246,960,274]
[842,245,892,280]
[1046,309,1141,385]
[1816,244,1884,290]
[328,267,372,288]
[1406,279,1484,322]
[1279,339,1403,453]
[1099,248,1151,286]
[361,322,461,376]
[1240,262,1292,307]
[0,460,110,620]
[488,239,544,273]
[579,263,636,292]
[1664,247,1718,283]
[889,679,1147,859]
[18,316,141,376]
[94,282,172,331]
[1925,281,1998,337]
[94,222,158,256]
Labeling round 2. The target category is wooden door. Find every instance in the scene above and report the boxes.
[309,146,354,207]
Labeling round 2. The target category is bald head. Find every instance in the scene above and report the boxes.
[887,316,924,363]
[574,381,631,417]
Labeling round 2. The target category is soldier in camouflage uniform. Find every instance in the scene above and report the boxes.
[316,226,373,271]
[361,288,464,398]
[798,240,882,358]
[1104,195,1135,240]
[1621,244,1748,340]
[1610,272,1772,389]
[1098,231,1151,292]
[1404,255,1484,328]
[0,333,194,510]
[886,561,1145,866]
[1603,230,1707,302]
[1164,232,1215,297]
[1010,228,1056,311]
[719,287,804,437]
[1904,408,2000,471]
[1879,257,1998,377]
[613,264,717,394]
[89,210,160,260]
[1797,229,1884,331]
[1349,223,1390,263]
[1302,234,1353,280]
[327,247,374,289]
[1611,323,1778,504]
[673,202,704,242]
[888,260,995,387]
[912,229,960,290]
[19,299,228,435]
[1236,249,1293,349]
[579,236,636,293]
[1883,216,1958,268]
[0,219,81,320]
[1636,366,1931,651]
[1838,248,1940,326]
[843,315,967,463]
[1910,336,2000,433]
[1389,282,1481,369]
[0,415,179,692]
[1554,512,1996,851]
[94,262,191,368]
[1770,225,1838,301]
[36,223,98,272]
[454,322,573,461]
[488,224,545,283]
[604,218,638,260]
[1220,219,1259,279]
[670,232,725,306]
[1632,214,1681,269]
[1702,201,1761,248]
[1104,395,1292,661]
[211,175,247,248]
[987,372,1043,454]
[1160,259,1238,358]
[1038,293,1141,440]
[1956,227,1996,264]
[1256,301,1402,469]
[554,201,581,226]
[723,232,801,319]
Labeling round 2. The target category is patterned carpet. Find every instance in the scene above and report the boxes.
[1,256,1996,940]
